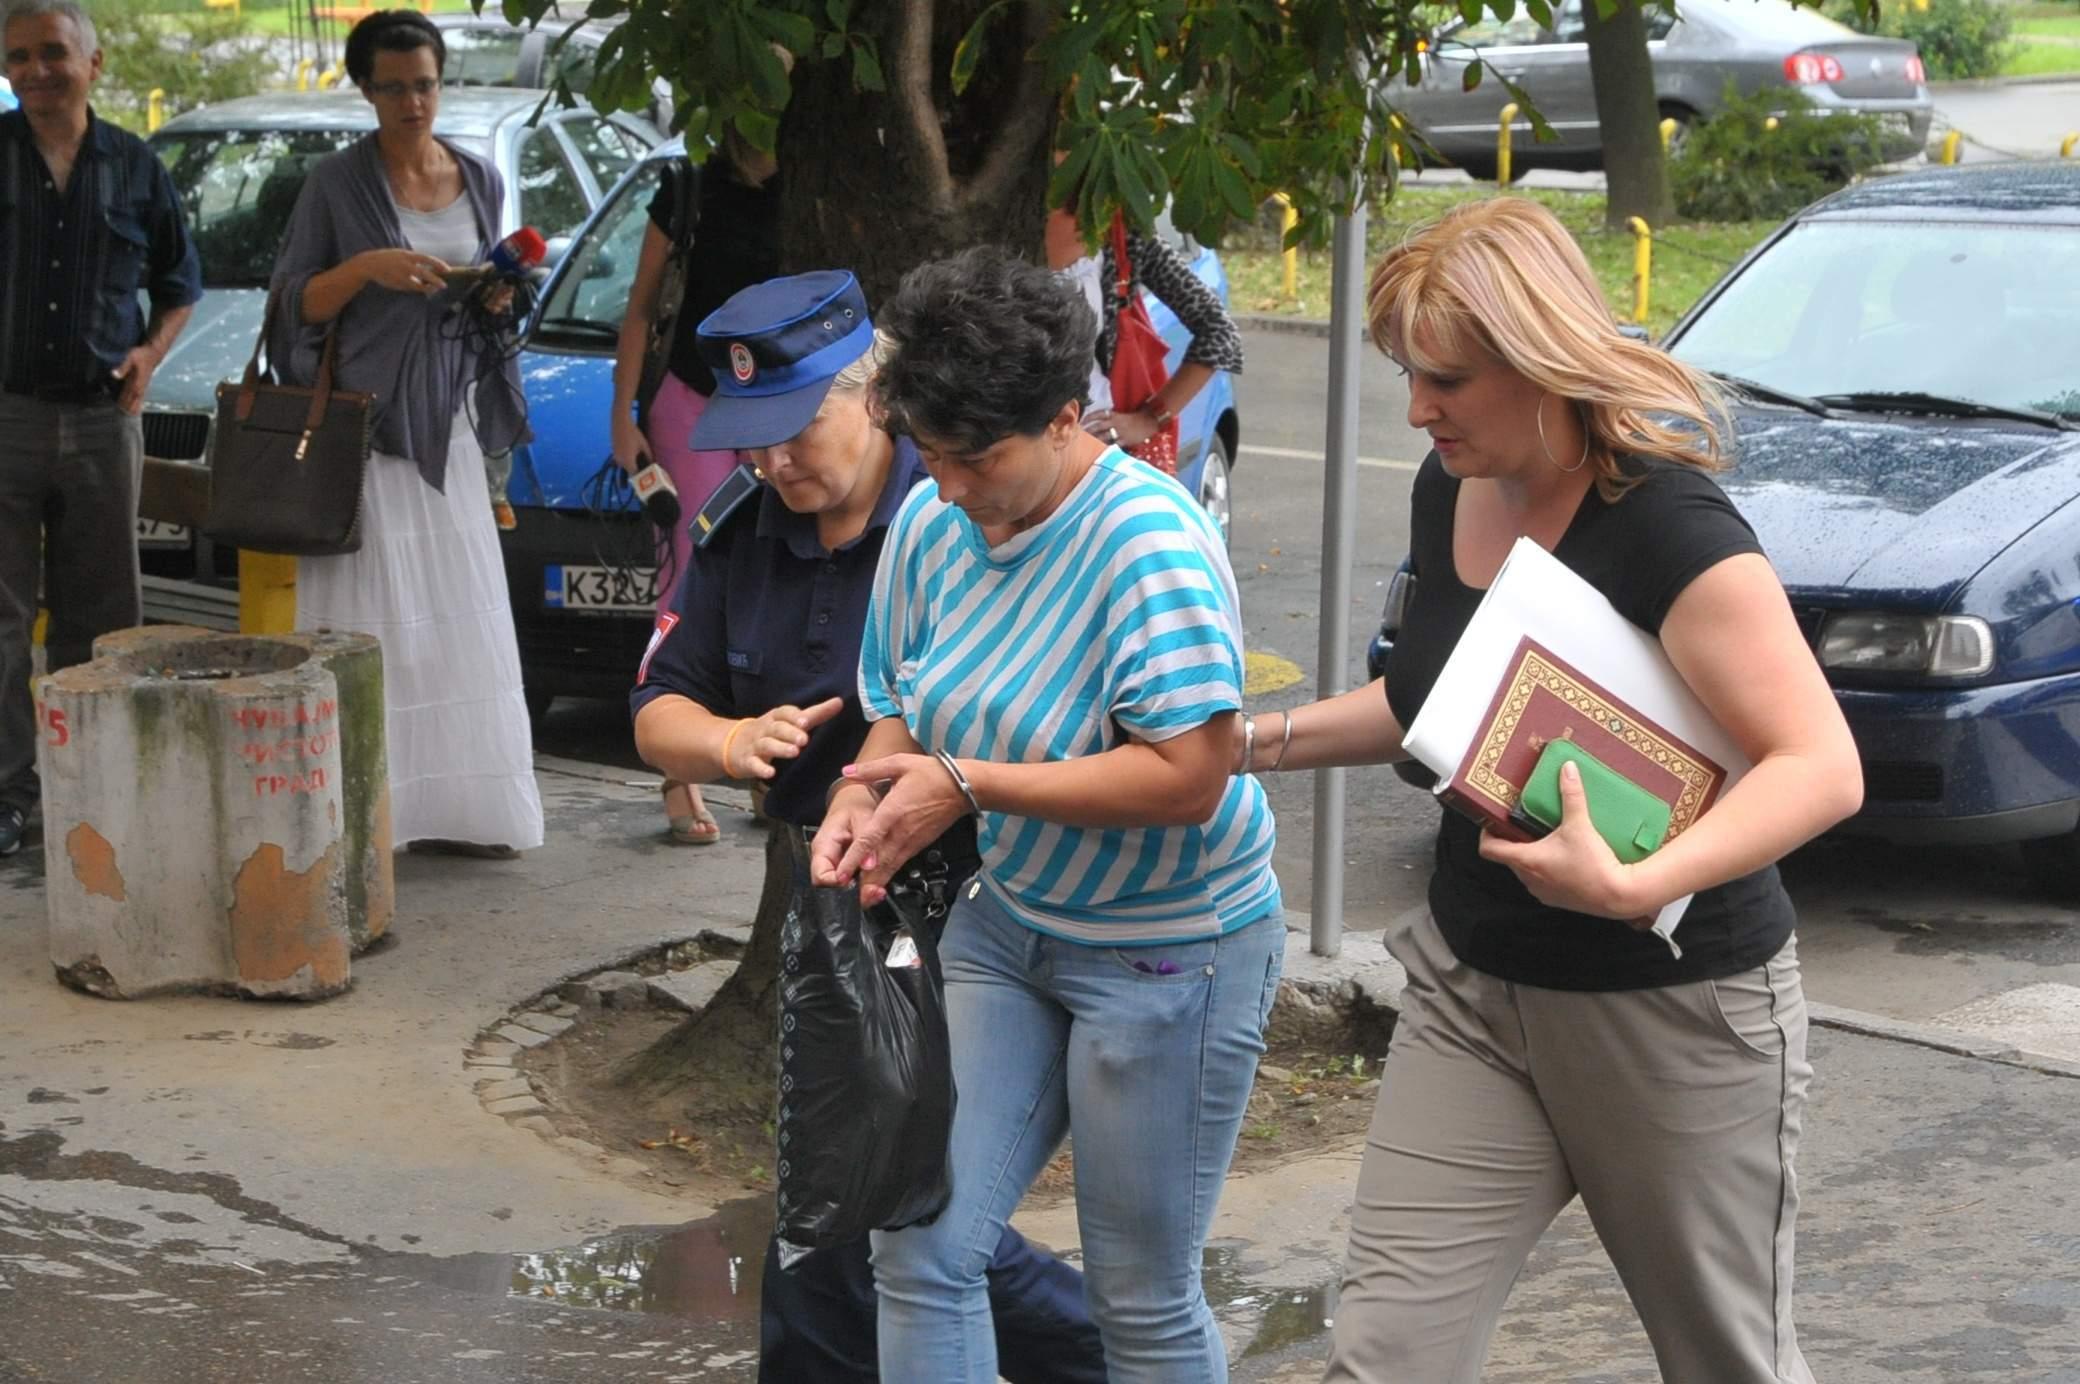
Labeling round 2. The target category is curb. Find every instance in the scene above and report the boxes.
[1932,72,2080,91]
[1808,1001,2080,1080]
[1234,311,1334,340]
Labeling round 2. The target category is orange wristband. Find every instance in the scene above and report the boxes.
[720,718,754,778]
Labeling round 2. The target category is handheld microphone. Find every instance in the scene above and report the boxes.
[631,459,681,533]
[487,226,548,277]
[441,227,549,286]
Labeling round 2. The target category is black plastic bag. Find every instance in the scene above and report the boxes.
[773,829,959,1264]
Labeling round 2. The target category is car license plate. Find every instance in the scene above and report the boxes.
[136,519,191,548]
[544,563,659,613]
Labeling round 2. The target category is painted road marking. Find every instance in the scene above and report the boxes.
[1244,651,1305,696]
[1245,444,1422,473]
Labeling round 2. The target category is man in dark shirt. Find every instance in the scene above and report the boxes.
[0,0,199,855]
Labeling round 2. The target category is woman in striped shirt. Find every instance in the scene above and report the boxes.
[811,247,1283,1384]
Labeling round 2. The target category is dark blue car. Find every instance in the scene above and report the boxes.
[505,138,1244,715]
[1368,162,2080,894]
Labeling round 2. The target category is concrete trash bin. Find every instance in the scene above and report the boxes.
[35,625,393,1000]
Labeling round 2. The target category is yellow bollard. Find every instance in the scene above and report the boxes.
[317,63,345,90]
[1764,115,1779,133]
[2063,132,2078,159]
[1497,102,1519,187]
[1626,216,1652,327]
[295,57,316,91]
[1940,130,1962,165]
[237,552,298,635]
[1270,194,1299,300]
[1659,116,1677,153]
[147,89,164,132]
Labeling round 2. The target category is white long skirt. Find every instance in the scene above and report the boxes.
[297,416,545,851]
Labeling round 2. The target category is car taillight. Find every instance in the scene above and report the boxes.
[1783,52,1846,84]
[1905,55,1927,83]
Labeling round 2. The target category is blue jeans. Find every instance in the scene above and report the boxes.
[870,883,1285,1383]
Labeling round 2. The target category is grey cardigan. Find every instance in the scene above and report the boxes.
[267,136,529,492]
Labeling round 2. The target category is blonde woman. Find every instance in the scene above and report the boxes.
[1242,199,1862,1382]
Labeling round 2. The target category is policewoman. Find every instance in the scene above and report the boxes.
[629,271,1108,1384]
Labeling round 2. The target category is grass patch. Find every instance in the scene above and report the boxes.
[2000,39,2080,75]
[240,0,478,39]
[2012,16,2080,39]
[1221,184,1775,340]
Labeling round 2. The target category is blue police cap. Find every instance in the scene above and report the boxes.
[689,270,875,451]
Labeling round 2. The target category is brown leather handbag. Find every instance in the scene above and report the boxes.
[204,291,373,556]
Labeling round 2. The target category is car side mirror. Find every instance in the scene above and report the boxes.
[1616,321,1651,344]
[544,235,573,268]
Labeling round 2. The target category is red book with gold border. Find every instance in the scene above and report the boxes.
[1441,636,1728,845]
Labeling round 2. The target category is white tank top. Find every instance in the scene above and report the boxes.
[1060,253,1114,414]
[394,189,480,268]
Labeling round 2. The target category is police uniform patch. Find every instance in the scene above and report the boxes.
[692,463,764,549]
[636,612,679,686]
[729,342,755,383]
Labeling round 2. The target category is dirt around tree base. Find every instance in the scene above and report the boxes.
[523,975,1397,1209]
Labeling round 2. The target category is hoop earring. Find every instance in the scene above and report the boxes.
[1537,396,1589,474]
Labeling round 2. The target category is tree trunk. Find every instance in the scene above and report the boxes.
[1582,0,1673,231]
[776,0,1058,303]
[616,824,796,1125]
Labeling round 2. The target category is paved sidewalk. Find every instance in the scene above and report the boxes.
[5,762,2080,1381]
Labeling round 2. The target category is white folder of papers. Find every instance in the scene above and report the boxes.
[1401,538,1751,949]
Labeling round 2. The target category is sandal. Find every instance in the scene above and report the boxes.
[663,780,721,846]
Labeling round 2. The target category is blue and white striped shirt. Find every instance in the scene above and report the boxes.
[860,448,1280,944]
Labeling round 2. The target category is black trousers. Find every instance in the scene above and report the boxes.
[759,1223,1108,1383]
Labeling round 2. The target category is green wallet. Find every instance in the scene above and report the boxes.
[1516,740,1672,864]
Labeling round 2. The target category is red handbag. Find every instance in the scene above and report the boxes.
[1107,215,1180,475]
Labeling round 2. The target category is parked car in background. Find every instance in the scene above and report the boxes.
[505,139,1245,718]
[1394,0,1931,177]
[430,8,671,136]
[135,88,657,587]
[1369,162,2080,895]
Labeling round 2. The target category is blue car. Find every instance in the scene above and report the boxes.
[1368,162,2080,894]
[507,137,1244,715]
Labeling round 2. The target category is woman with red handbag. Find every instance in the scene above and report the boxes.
[1044,200,1244,475]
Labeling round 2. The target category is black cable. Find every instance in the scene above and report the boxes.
[579,453,679,607]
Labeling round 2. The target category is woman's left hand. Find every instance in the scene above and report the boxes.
[1102,408,1162,448]
[827,753,971,906]
[1478,761,1653,925]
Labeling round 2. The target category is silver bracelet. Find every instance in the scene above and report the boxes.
[1270,710,1294,772]
[1241,716,1258,776]
[933,749,983,818]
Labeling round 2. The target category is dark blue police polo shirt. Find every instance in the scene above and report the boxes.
[631,438,927,827]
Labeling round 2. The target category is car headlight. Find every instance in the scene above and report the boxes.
[1816,612,1994,678]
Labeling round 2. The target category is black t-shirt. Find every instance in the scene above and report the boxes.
[1384,452,1796,991]
[645,162,782,396]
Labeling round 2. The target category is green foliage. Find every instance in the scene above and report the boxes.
[1669,85,1888,223]
[495,0,1456,250]
[1824,0,2015,80]
[88,2,277,132]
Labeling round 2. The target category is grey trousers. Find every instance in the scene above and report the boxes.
[0,394,143,812]
[1325,911,1814,1384]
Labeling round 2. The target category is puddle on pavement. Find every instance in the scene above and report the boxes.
[405,1194,772,1323]
[1203,1240,1340,1358]
[406,1199,1338,1357]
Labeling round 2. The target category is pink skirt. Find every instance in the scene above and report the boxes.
[645,372,742,614]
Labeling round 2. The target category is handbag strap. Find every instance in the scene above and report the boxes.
[1109,211,1133,307]
[236,281,343,458]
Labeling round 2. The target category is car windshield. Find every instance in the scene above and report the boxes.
[537,155,666,334]
[150,128,489,288]
[1670,219,2080,420]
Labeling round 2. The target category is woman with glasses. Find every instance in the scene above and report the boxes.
[268,8,543,857]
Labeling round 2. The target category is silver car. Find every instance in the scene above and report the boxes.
[1393,0,1933,177]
